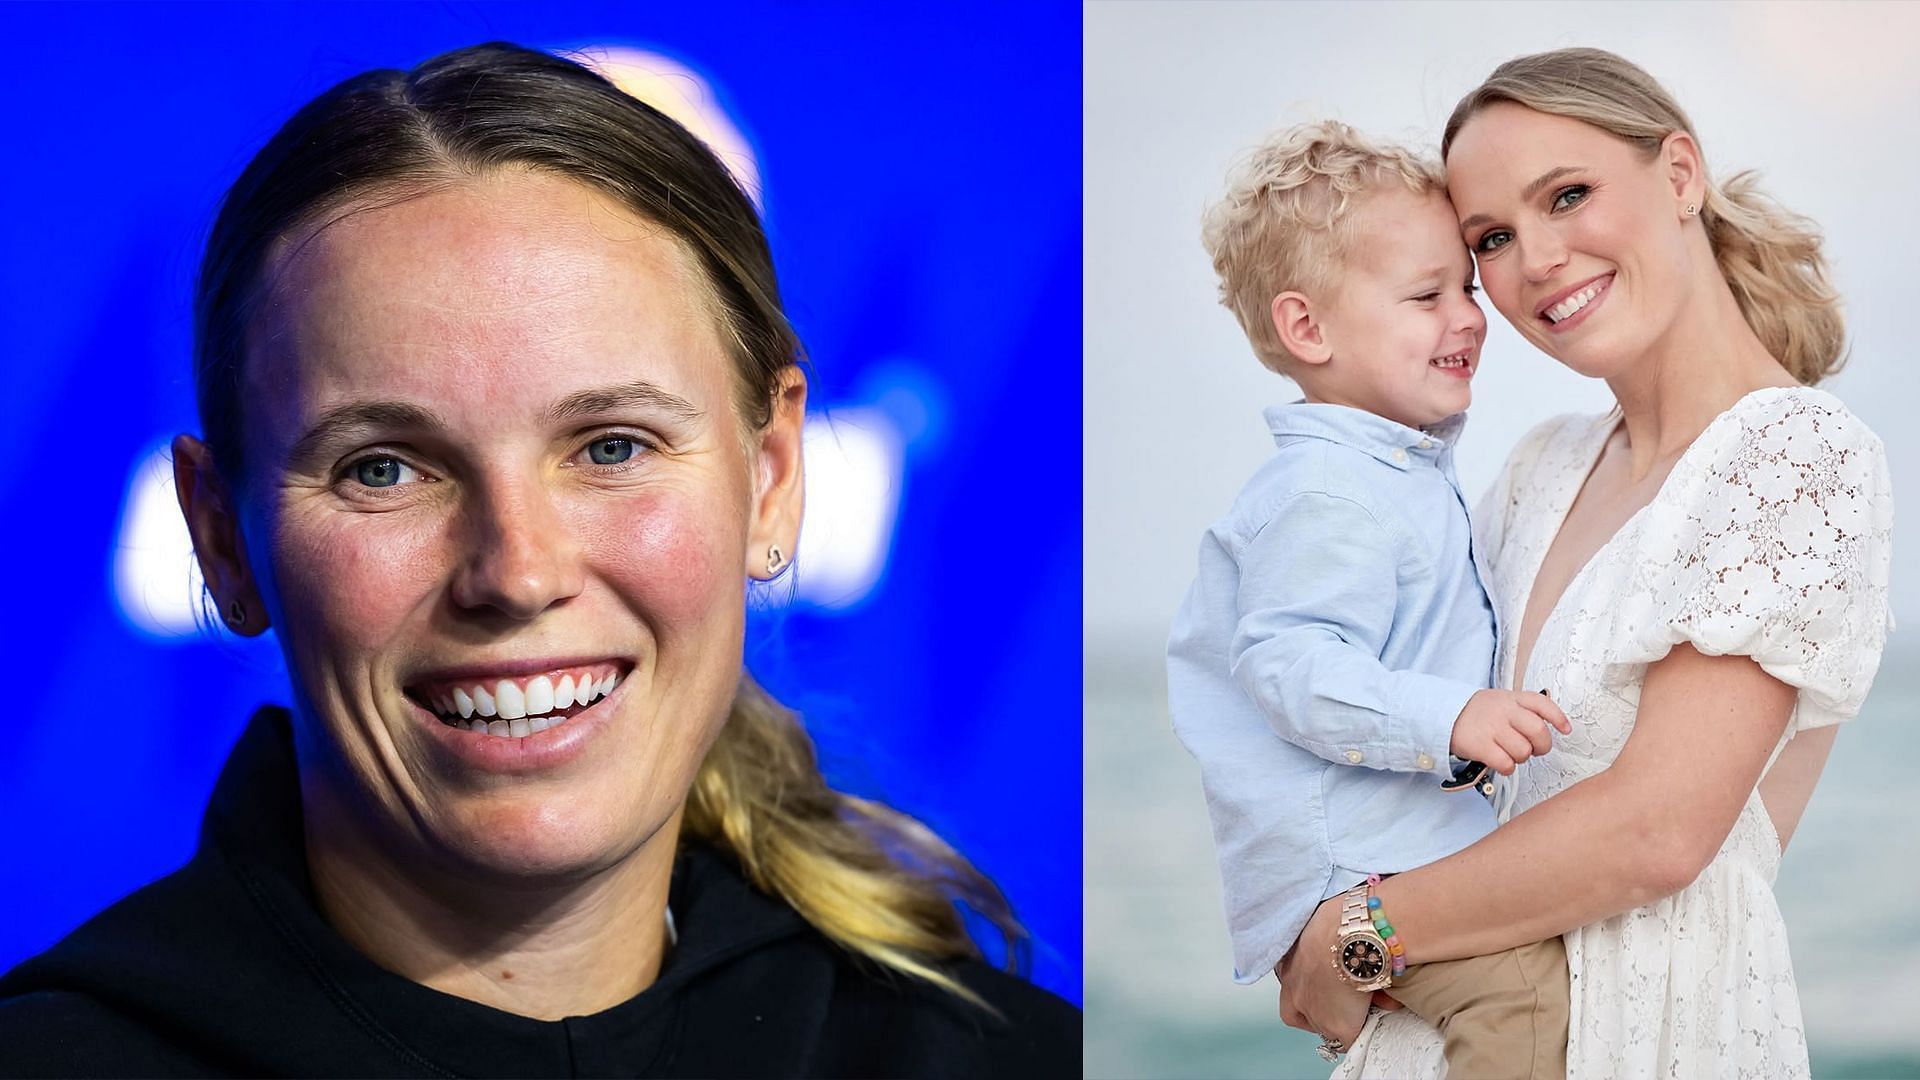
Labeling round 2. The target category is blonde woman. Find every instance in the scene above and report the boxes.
[0,43,1077,1074]
[1277,49,1893,1077]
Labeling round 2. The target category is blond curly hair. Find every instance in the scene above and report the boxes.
[1202,121,1445,372]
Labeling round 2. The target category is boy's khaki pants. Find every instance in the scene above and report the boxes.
[1385,935,1569,1080]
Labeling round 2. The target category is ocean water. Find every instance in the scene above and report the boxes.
[1085,640,1920,1078]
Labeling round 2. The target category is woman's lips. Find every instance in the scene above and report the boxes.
[410,672,626,775]
[1538,273,1614,333]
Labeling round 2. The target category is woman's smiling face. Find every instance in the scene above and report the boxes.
[226,167,801,881]
[1444,102,1698,379]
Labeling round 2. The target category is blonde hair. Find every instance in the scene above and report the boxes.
[1441,47,1845,384]
[684,674,1022,1009]
[1201,121,1445,372]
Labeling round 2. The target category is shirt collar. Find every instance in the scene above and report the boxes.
[1262,400,1465,471]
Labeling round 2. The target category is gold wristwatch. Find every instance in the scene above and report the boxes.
[1329,882,1392,991]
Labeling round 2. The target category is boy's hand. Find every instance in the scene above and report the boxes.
[1449,689,1571,775]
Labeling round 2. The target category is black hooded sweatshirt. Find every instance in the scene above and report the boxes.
[0,708,1080,1077]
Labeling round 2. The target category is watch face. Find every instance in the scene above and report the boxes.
[1340,938,1385,980]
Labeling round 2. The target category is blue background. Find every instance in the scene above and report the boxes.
[0,2,1081,1003]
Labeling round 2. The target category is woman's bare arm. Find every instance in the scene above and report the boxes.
[1280,643,1797,1042]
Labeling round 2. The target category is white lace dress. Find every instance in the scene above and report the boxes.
[1334,387,1894,1079]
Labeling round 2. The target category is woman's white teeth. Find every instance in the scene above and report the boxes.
[1548,282,1603,323]
[430,670,623,737]
[496,681,527,720]
[526,676,554,716]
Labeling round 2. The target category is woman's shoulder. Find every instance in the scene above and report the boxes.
[1502,408,1615,472]
[1486,407,1616,503]
[1674,384,1890,511]
[0,989,210,1076]
[1706,384,1885,457]
[815,953,1082,1075]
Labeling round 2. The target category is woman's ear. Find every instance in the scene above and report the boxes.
[1271,291,1333,367]
[171,434,267,635]
[1660,129,1707,218]
[745,366,808,580]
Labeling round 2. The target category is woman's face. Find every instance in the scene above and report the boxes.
[1444,102,1698,379]
[217,168,802,881]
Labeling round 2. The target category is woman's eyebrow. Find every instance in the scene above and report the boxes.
[288,400,444,464]
[544,380,704,425]
[1458,164,1589,233]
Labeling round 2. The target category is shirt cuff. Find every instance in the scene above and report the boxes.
[1389,672,1479,775]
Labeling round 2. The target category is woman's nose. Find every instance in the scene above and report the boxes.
[1521,230,1570,283]
[449,480,585,620]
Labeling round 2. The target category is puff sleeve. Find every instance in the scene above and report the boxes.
[1606,393,1894,732]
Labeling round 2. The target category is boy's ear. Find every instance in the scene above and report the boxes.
[1271,291,1333,366]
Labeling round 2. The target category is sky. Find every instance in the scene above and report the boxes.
[1086,0,1920,659]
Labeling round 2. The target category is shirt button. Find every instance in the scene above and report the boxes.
[1416,752,1435,770]
[1391,449,1407,464]
[1419,439,1434,450]
[1344,749,1364,764]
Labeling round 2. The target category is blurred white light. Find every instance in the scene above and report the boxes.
[113,443,203,638]
[570,46,763,208]
[791,410,904,609]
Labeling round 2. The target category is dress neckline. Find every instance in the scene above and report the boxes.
[1502,385,1834,691]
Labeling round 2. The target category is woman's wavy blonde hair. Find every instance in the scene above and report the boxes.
[1441,47,1845,384]
[193,42,1021,1007]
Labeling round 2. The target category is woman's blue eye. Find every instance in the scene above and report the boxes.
[1475,230,1512,254]
[587,437,635,465]
[352,456,411,488]
[1551,185,1590,212]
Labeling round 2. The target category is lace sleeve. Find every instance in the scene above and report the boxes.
[1608,393,1894,731]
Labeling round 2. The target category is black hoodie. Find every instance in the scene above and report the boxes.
[0,708,1080,1078]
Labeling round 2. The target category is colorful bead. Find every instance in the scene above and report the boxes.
[1367,896,1381,909]
[1384,934,1401,949]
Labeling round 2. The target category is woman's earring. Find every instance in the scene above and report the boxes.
[225,599,246,630]
[766,545,786,576]
[1684,202,1699,217]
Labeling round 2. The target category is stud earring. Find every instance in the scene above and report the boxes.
[766,545,786,576]
[226,599,246,629]
[1684,202,1698,217]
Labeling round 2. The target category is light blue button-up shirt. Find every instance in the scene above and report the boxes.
[1167,401,1501,983]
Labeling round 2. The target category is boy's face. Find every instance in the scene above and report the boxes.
[1303,189,1486,429]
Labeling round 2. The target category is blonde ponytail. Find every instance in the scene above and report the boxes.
[1442,47,1846,383]
[682,673,1023,1009]
[1699,172,1846,383]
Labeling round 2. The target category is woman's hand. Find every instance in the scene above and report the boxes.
[1275,893,1376,1047]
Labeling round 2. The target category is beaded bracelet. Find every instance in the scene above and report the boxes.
[1365,873,1408,977]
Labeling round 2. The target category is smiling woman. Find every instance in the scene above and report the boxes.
[0,41,1076,1075]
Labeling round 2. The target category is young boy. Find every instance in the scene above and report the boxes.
[1166,121,1571,1077]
